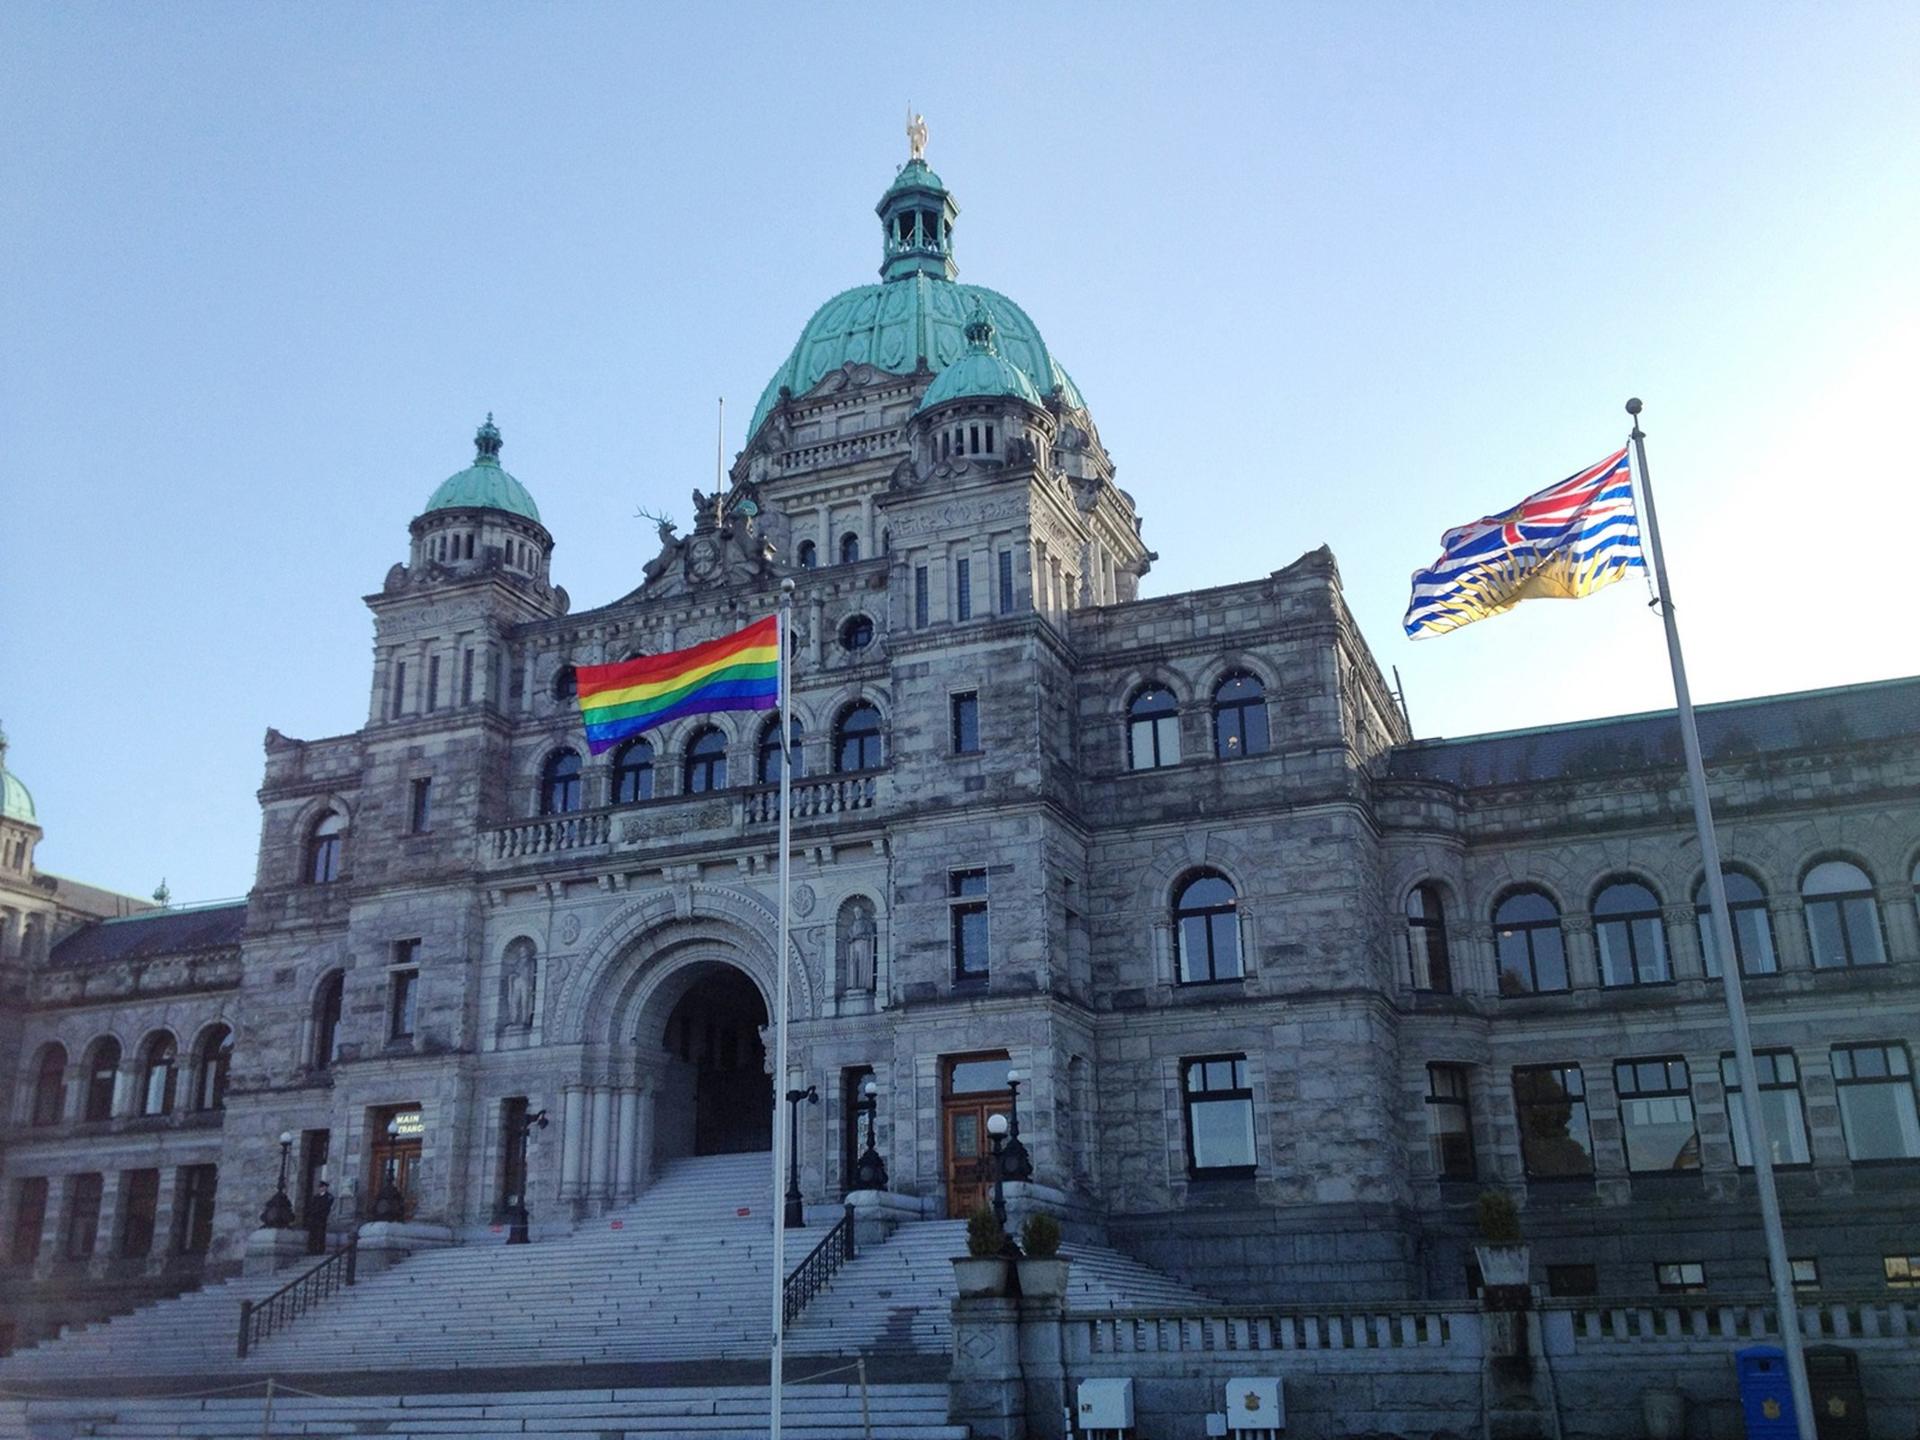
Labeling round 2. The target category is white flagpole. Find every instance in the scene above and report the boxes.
[768,578,795,1440]
[1626,398,1815,1440]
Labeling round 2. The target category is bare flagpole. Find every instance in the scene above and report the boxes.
[1626,398,1815,1440]
[768,577,796,1440]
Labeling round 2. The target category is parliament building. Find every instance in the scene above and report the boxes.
[2,139,1917,1366]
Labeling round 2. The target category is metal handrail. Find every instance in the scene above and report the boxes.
[237,1231,357,1357]
[783,1205,856,1327]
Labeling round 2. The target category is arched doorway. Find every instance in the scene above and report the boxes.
[655,962,772,1157]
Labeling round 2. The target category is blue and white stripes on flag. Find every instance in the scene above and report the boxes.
[1403,448,1645,638]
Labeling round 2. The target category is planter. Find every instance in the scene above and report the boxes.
[1473,1242,1531,1288]
[1015,1257,1070,1299]
[1641,1388,1686,1440]
[952,1255,1012,1298]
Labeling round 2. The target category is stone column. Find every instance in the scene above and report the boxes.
[636,1086,656,1191]
[33,1172,71,1278]
[613,1087,638,1205]
[588,1086,614,1207]
[559,1085,585,1202]
[859,494,875,557]
[95,1168,127,1267]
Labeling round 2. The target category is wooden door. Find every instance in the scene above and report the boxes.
[369,1125,423,1220]
[943,1102,994,1218]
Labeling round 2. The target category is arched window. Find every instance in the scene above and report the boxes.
[839,533,861,565]
[1212,672,1270,759]
[797,540,817,571]
[193,1025,233,1112]
[840,614,875,651]
[836,703,884,773]
[138,1032,178,1117]
[757,716,804,784]
[1127,686,1181,770]
[685,726,728,794]
[30,1043,66,1127]
[1593,880,1670,987]
[613,739,655,804]
[307,810,345,885]
[313,970,344,1069]
[1406,884,1452,993]
[541,749,583,815]
[1801,859,1885,968]
[1174,871,1242,984]
[551,665,578,703]
[1494,889,1568,995]
[82,1036,121,1121]
[1694,870,1778,977]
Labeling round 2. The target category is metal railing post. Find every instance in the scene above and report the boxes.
[346,1230,357,1285]
[237,1299,252,1358]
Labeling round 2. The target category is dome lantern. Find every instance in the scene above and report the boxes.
[876,124,959,284]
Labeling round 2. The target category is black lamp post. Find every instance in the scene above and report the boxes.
[854,1078,888,1191]
[985,1113,1021,1256]
[370,1116,406,1222]
[260,1130,296,1229]
[783,1071,819,1229]
[1002,1068,1034,1186]
[504,1108,549,1245]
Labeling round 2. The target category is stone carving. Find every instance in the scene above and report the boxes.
[502,939,538,1029]
[559,913,582,946]
[791,882,816,919]
[907,109,928,162]
[838,897,878,995]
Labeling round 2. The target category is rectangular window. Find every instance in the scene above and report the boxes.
[1183,1055,1256,1174]
[956,558,972,621]
[1425,1064,1476,1179]
[409,778,432,835]
[1615,1058,1699,1173]
[1655,1261,1707,1294]
[390,941,421,1040]
[461,650,475,706]
[1768,1257,1821,1291]
[949,870,989,982]
[1885,1255,1919,1288]
[951,692,980,754]
[1719,1051,1811,1167]
[998,550,1015,614]
[1546,1263,1599,1298]
[117,1169,159,1259]
[62,1173,103,1260]
[173,1165,218,1256]
[390,660,407,719]
[1831,1043,1920,1161]
[425,655,440,713]
[498,1097,529,1212]
[1513,1064,1594,1179]
[914,566,929,628]
[10,1178,47,1265]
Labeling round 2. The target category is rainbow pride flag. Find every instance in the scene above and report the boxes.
[575,615,779,754]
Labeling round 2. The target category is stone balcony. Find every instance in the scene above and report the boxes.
[481,771,883,869]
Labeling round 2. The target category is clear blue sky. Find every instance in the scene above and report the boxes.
[4,3,1916,903]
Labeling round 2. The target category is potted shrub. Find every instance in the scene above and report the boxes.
[951,1206,1012,1297]
[1016,1212,1070,1299]
[1472,1188,1530,1290]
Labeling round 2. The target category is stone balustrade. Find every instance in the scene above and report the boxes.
[741,772,879,824]
[1068,1302,1472,1361]
[488,810,612,861]
[1543,1292,1920,1351]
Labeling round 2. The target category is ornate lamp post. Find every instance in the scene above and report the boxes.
[1002,1068,1034,1186]
[783,1069,819,1229]
[985,1113,1021,1255]
[259,1130,296,1228]
[854,1078,888,1191]
[370,1116,406,1222]
[504,1108,549,1245]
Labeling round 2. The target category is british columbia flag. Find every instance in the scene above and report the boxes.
[1403,448,1644,638]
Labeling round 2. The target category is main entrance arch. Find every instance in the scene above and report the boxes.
[652,962,771,1157]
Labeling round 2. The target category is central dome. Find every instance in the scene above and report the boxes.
[746,157,1084,444]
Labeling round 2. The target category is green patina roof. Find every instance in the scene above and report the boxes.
[0,725,33,823]
[917,304,1044,413]
[423,415,541,523]
[745,159,1086,444]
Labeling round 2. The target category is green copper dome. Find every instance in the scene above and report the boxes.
[423,416,542,523]
[917,305,1043,413]
[746,157,1086,444]
[0,725,33,824]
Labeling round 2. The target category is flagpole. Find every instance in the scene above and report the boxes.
[1626,398,1815,1440]
[768,577,795,1440]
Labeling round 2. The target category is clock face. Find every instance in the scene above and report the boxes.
[688,537,720,580]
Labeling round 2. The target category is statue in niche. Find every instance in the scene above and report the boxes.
[502,940,537,1029]
[838,897,878,995]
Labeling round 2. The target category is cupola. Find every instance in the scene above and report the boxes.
[409,416,555,584]
[876,133,959,282]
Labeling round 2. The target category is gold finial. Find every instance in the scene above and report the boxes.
[906,106,928,162]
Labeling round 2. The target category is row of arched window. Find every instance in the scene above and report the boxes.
[28,1026,232,1128]
[1408,856,1918,996]
[538,704,884,816]
[796,533,863,570]
[1128,672,1271,770]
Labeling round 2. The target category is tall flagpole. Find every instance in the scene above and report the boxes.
[768,577,795,1440]
[1627,399,1815,1440]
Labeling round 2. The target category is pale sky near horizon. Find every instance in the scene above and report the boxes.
[4,3,1916,903]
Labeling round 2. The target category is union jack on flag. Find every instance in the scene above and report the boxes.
[1403,448,1644,638]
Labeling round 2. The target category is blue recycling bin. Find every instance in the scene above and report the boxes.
[1736,1345,1798,1440]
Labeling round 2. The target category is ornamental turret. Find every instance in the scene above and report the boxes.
[405,415,555,586]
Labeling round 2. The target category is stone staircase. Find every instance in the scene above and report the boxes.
[0,1381,965,1439]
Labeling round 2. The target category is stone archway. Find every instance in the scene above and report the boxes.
[647,961,772,1158]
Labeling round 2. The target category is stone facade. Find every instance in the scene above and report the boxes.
[3,145,1918,1364]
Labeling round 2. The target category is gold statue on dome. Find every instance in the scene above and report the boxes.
[907,107,928,162]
